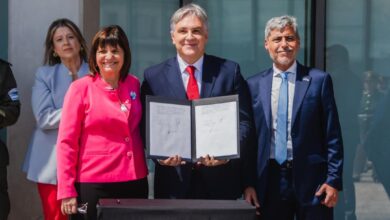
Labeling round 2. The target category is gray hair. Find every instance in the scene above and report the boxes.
[264,15,299,39]
[170,3,208,33]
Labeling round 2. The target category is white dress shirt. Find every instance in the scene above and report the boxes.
[177,54,204,93]
[270,61,297,161]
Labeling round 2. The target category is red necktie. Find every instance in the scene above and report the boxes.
[186,65,199,100]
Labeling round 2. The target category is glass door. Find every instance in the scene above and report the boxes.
[327,0,390,219]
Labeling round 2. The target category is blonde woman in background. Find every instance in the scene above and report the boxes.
[23,18,89,220]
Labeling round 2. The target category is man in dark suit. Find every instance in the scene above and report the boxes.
[141,3,253,200]
[244,15,343,219]
[0,59,20,220]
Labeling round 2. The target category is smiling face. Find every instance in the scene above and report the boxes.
[96,44,124,80]
[171,15,208,64]
[52,26,81,62]
[265,25,300,71]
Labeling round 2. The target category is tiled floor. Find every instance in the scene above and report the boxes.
[355,170,390,220]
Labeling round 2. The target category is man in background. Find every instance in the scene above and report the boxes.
[0,59,20,220]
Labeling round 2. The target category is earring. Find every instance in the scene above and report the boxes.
[53,52,58,57]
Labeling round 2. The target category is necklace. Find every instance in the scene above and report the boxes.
[115,87,128,112]
[118,94,128,112]
[120,102,127,112]
[100,76,126,111]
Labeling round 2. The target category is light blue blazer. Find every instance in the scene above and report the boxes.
[23,62,89,184]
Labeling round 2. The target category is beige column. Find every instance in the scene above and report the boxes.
[7,0,98,219]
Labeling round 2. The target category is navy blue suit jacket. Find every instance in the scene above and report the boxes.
[141,54,253,199]
[247,62,343,205]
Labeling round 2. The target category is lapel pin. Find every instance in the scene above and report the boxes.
[303,77,310,82]
[130,91,137,100]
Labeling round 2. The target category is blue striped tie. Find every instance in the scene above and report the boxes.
[275,72,288,164]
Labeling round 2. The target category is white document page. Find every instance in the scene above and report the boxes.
[149,102,192,159]
[194,101,238,159]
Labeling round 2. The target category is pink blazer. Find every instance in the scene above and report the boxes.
[57,74,148,200]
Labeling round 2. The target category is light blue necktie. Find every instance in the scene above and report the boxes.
[275,72,288,164]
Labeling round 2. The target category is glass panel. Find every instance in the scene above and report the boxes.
[193,0,310,78]
[101,0,311,200]
[100,0,180,80]
[327,1,390,219]
[0,1,8,60]
[0,0,7,141]
[0,0,7,60]
[101,0,180,199]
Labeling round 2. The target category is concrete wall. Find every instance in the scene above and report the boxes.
[7,0,98,219]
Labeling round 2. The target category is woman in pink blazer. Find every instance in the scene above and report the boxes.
[56,25,148,220]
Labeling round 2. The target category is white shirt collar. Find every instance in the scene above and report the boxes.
[272,61,297,77]
[177,55,204,74]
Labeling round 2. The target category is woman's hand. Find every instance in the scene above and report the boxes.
[61,197,78,215]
